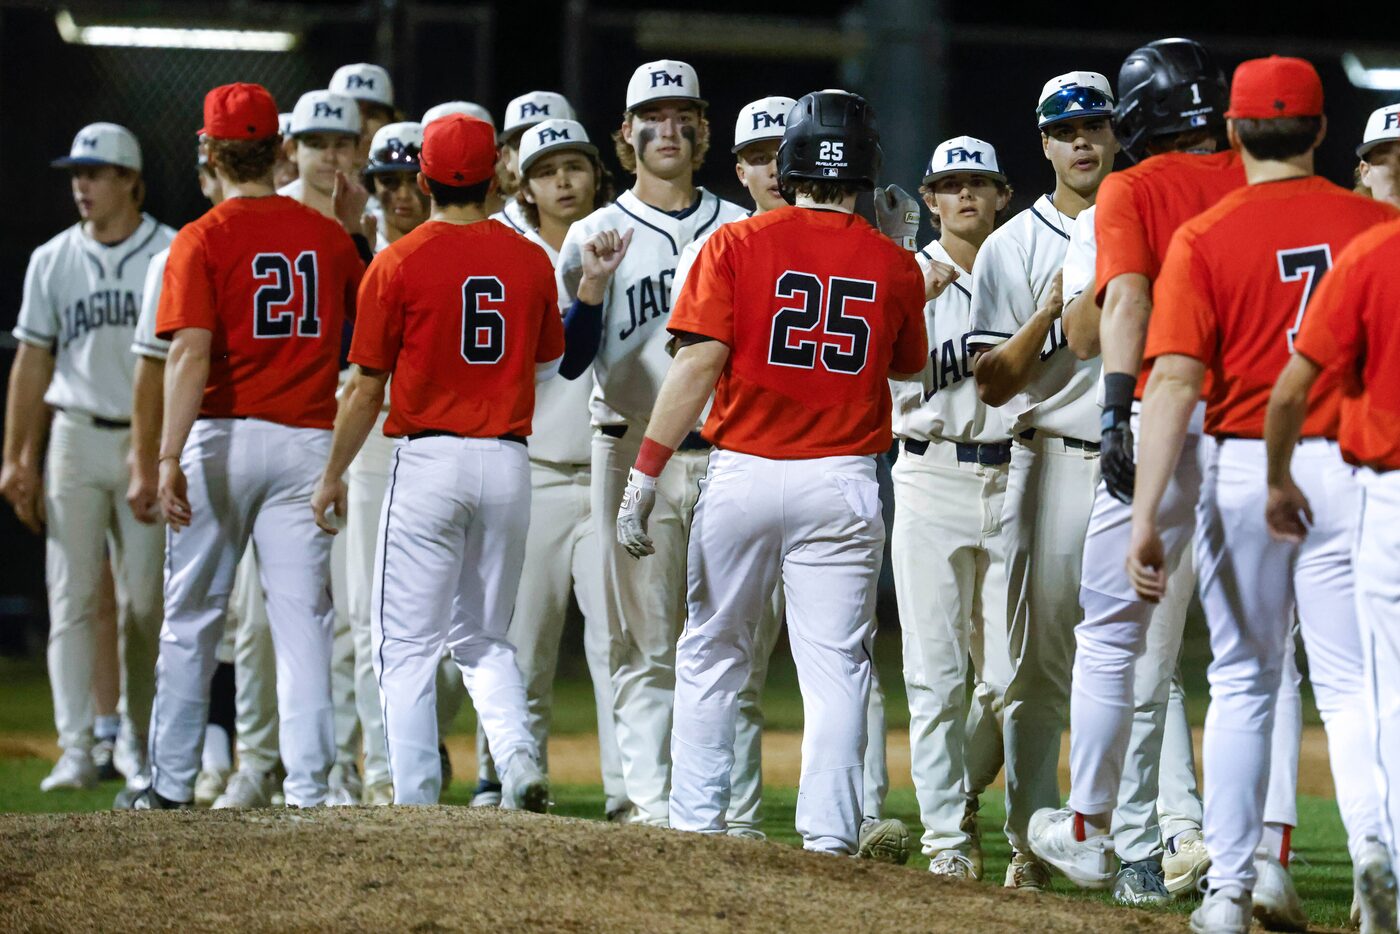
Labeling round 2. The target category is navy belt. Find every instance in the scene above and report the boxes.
[1019,428,1100,452]
[600,424,710,451]
[406,430,527,446]
[903,438,1012,466]
[58,407,130,430]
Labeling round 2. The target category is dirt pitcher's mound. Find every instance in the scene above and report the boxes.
[0,807,1185,933]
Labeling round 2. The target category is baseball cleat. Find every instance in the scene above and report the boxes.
[1113,859,1170,907]
[960,795,984,879]
[1164,828,1212,896]
[363,782,394,806]
[606,803,637,823]
[1027,807,1115,890]
[1253,848,1308,932]
[1004,849,1051,891]
[469,779,503,808]
[727,827,767,841]
[211,769,275,809]
[857,818,911,865]
[1354,837,1398,934]
[113,730,146,785]
[40,749,98,791]
[325,785,357,807]
[194,767,231,808]
[928,851,979,880]
[112,785,144,809]
[505,759,549,814]
[131,787,190,810]
[92,737,120,781]
[1191,888,1252,934]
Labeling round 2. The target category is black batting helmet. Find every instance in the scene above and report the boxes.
[777,90,882,200]
[1113,38,1228,163]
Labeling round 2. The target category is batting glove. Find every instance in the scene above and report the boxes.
[617,468,658,558]
[874,185,920,251]
[1100,372,1137,504]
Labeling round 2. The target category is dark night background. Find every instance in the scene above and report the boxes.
[1,0,1398,651]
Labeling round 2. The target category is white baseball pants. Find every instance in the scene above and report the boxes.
[371,436,538,805]
[1356,468,1400,858]
[999,432,1100,850]
[150,418,335,806]
[42,411,163,755]
[592,427,709,826]
[1197,438,1383,892]
[329,522,359,784]
[670,450,884,855]
[228,544,280,774]
[891,439,1011,858]
[474,458,626,811]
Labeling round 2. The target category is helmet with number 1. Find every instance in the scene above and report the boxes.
[1113,38,1228,163]
[777,89,882,199]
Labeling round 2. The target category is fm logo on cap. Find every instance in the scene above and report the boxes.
[346,74,376,90]
[538,126,572,144]
[77,135,99,149]
[945,147,985,166]
[520,101,551,118]
[314,102,345,119]
[651,70,684,89]
[752,111,784,130]
[1387,112,1400,132]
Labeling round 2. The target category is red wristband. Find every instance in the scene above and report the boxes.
[635,437,675,478]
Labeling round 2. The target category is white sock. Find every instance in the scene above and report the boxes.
[201,725,232,773]
[95,714,120,741]
[1261,822,1290,864]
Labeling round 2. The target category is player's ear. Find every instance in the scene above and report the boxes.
[283,137,297,160]
[1315,115,1328,149]
[416,171,431,198]
[734,160,747,186]
[1041,132,1051,161]
[920,189,936,214]
[1226,119,1240,153]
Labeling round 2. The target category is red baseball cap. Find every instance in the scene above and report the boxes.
[421,114,498,187]
[199,83,279,140]
[1225,56,1324,120]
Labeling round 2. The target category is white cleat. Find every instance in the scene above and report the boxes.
[363,782,394,806]
[1191,888,1253,934]
[113,731,146,785]
[1355,837,1399,934]
[1004,849,1051,891]
[504,757,549,814]
[1027,807,1115,890]
[40,749,98,791]
[727,827,767,841]
[1164,828,1212,897]
[193,767,231,808]
[325,785,358,807]
[928,851,979,880]
[211,769,275,809]
[857,818,911,865]
[1253,849,1308,932]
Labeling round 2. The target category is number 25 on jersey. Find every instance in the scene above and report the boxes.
[769,271,874,375]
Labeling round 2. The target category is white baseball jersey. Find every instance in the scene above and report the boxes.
[489,199,530,236]
[513,221,592,465]
[967,194,1100,440]
[131,247,171,361]
[1061,205,1096,302]
[14,215,175,419]
[891,242,1011,445]
[557,188,747,427]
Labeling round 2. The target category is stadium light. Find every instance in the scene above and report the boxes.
[1343,52,1400,91]
[55,10,299,52]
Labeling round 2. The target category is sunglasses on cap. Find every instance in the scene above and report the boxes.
[1037,86,1113,125]
[370,172,420,191]
[367,140,421,172]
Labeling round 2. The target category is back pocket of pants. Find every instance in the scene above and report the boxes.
[832,474,881,523]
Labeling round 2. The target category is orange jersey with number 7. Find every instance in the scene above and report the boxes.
[1144,175,1398,439]
[156,195,364,429]
[668,205,927,459]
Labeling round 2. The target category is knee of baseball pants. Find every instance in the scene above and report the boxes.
[149,594,229,802]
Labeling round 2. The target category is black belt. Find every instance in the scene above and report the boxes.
[58,407,130,430]
[1018,428,1100,452]
[406,430,527,446]
[599,424,711,451]
[903,438,1012,467]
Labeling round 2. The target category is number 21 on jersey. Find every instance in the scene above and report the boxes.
[252,251,320,338]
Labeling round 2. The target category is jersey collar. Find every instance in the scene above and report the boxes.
[615,188,723,256]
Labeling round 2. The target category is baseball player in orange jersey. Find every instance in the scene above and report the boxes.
[1268,216,1400,933]
[139,83,365,809]
[1126,57,1397,933]
[312,114,562,807]
[618,90,924,858]
[966,70,1117,888]
[3,123,174,793]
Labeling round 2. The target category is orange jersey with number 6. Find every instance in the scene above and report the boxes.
[668,206,927,459]
[1144,175,1398,439]
[156,196,364,429]
[350,219,564,439]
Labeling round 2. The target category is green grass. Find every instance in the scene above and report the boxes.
[0,629,1354,929]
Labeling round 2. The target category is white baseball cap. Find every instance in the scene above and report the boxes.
[1358,103,1400,159]
[626,59,705,112]
[423,101,495,129]
[290,91,362,137]
[278,112,294,138]
[518,119,598,175]
[366,121,424,174]
[733,96,797,153]
[502,92,576,140]
[923,135,1005,184]
[330,63,393,108]
[51,122,142,172]
[1036,71,1114,127]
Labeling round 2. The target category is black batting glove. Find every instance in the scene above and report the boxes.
[1100,372,1137,504]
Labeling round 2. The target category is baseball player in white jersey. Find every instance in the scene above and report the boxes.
[490,92,576,236]
[2,123,174,793]
[467,118,628,815]
[555,59,746,826]
[1357,103,1400,209]
[888,135,1016,879]
[966,71,1117,888]
[329,63,398,171]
